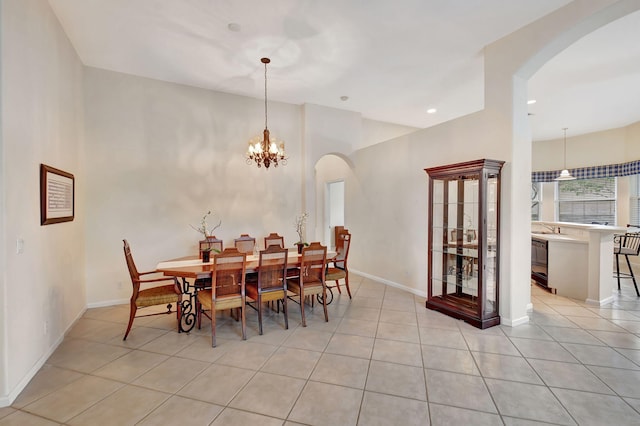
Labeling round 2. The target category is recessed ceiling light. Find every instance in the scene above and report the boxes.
[527,99,537,105]
[427,108,437,114]
[228,22,241,32]
[340,95,349,101]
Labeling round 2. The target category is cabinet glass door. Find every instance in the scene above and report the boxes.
[484,173,499,316]
[429,176,480,315]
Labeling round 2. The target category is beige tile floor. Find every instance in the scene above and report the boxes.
[3,275,640,425]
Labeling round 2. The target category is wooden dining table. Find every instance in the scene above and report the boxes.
[156,249,336,332]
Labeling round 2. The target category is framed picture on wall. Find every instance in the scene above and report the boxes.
[40,164,74,225]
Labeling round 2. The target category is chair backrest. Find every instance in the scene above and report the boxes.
[334,232,351,270]
[335,226,347,251]
[199,236,223,259]
[212,248,247,299]
[123,239,140,283]
[300,242,327,285]
[616,232,640,256]
[257,245,288,291]
[264,232,285,248]
[234,234,256,254]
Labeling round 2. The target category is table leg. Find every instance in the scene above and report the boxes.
[179,277,197,333]
[316,286,334,305]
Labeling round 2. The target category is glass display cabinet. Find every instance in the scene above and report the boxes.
[425,159,504,329]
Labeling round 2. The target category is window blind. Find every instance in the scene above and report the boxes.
[532,159,640,183]
[557,177,616,224]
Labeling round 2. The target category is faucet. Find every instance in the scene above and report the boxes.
[540,224,560,234]
[541,224,555,233]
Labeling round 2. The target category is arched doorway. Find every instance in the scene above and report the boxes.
[314,154,354,248]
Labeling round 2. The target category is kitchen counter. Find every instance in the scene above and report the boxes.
[531,233,588,299]
[532,221,624,305]
[531,232,588,243]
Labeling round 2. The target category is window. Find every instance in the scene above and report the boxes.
[556,177,616,225]
[631,174,640,226]
[531,182,541,220]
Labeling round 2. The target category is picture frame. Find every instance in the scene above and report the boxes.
[40,164,74,225]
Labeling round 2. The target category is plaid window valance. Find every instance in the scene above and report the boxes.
[532,159,640,183]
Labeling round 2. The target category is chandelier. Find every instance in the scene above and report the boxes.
[246,57,287,169]
[555,127,576,181]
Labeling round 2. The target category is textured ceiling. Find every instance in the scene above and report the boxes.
[48,0,640,142]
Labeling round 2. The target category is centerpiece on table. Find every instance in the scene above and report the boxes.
[191,210,221,262]
[294,212,309,254]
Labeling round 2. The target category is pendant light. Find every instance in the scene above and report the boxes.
[245,58,287,169]
[555,127,576,181]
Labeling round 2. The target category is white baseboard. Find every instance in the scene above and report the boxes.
[87,298,128,309]
[1,307,86,407]
[502,315,530,327]
[585,296,615,306]
[350,269,427,298]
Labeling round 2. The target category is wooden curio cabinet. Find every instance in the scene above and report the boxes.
[425,159,504,329]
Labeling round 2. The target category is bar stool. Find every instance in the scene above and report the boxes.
[614,228,640,297]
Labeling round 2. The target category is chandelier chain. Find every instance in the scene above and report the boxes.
[264,60,268,130]
[563,127,567,169]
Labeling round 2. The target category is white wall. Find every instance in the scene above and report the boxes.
[360,119,418,150]
[83,68,305,305]
[0,0,5,400]
[624,121,640,159]
[1,0,86,404]
[533,125,629,171]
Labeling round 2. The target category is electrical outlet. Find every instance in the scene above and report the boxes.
[43,321,48,335]
[16,238,24,254]
[117,281,123,290]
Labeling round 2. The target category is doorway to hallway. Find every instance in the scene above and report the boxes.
[325,180,344,249]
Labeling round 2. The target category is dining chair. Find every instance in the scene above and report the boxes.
[122,239,182,340]
[613,229,640,297]
[263,232,299,281]
[234,234,256,254]
[334,226,346,251]
[325,231,352,298]
[196,248,247,347]
[286,242,328,327]
[199,236,223,259]
[246,245,289,335]
[264,232,285,248]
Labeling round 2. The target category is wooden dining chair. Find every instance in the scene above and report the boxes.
[196,248,247,347]
[325,232,352,298]
[199,236,223,259]
[246,245,289,335]
[264,232,285,248]
[264,232,298,281]
[122,239,182,340]
[286,242,328,327]
[334,226,346,251]
[234,234,256,254]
